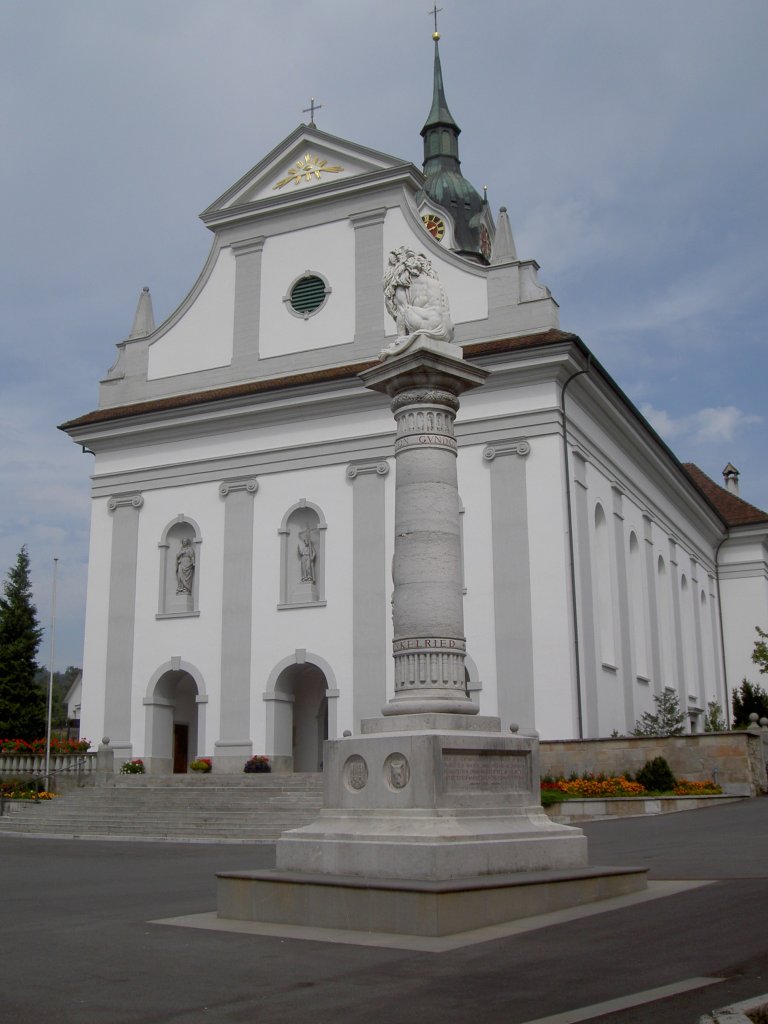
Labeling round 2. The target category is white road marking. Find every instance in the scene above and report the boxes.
[516,977,724,1024]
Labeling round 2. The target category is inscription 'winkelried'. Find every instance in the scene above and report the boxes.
[442,750,531,793]
[393,637,466,653]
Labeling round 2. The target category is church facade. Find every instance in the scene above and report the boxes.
[62,40,768,772]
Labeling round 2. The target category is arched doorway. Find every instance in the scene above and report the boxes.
[277,663,328,772]
[264,652,338,773]
[144,662,206,774]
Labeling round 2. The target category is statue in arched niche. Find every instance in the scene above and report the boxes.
[175,537,195,595]
[298,526,317,584]
[380,246,454,359]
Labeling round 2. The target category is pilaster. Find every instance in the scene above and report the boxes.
[611,486,635,732]
[643,514,663,696]
[215,477,258,768]
[346,459,390,727]
[350,209,386,346]
[668,539,687,709]
[483,439,534,731]
[571,452,599,735]
[104,492,143,761]
[232,237,265,365]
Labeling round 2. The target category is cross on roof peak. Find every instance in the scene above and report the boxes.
[302,97,323,127]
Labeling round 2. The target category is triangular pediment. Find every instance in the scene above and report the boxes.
[202,124,417,223]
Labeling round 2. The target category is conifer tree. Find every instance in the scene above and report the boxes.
[731,678,768,727]
[0,547,46,740]
[631,689,686,737]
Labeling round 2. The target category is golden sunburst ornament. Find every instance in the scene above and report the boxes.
[273,153,344,190]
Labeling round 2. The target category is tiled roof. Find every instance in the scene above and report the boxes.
[682,463,768,527]
[59,330,578,430]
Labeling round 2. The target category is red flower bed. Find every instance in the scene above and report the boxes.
[0,738,91,756]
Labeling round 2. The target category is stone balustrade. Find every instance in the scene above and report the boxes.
[0,752,97,780]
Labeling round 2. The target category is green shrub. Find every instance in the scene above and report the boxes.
[636,756,677,792]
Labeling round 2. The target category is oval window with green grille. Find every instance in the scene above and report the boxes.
[285,272,331,319]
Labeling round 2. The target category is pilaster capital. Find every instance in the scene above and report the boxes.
[346,460,390,480]
[219,477,259,498]
[231,236,266,257]
[482,439,531,462]
[107,492,144,512]
[349,208,387,230]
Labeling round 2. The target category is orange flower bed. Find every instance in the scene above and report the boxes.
[673,779,723,795]
[541,775,722,798]
[553,776,646,798]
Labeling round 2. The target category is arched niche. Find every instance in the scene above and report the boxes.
[157,516,202,617]
[278,500,327,608]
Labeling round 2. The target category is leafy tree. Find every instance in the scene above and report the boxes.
[704,700,727,732]
[632,690,686,737]
[0,547,46,740]
[731,679,768,728]
[753,627,768,676]
[34,665,81,729]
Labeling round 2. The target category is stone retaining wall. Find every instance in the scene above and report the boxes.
[539,732,767,797]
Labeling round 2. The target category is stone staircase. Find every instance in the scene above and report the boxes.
[0,773,324,842]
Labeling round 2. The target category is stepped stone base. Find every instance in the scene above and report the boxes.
[217,715,647,937]
[216,865,648,937]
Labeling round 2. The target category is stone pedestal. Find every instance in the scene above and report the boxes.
[275,715,587,881]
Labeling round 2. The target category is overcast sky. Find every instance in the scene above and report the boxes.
[1,0,766,671]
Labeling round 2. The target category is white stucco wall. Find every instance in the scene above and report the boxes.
[719,533,768,698]
[259,220,355,356]
[147,247,236,379]
[526,434,575,739]
[248,463,356,747]
[128,483,226,758]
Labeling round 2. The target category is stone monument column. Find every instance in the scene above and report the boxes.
[215,247,646,934]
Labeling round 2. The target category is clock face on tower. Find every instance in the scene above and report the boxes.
[422,213,446,242]
[479,224,492,261]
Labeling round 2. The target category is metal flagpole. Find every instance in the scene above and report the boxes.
[44,557,58,792]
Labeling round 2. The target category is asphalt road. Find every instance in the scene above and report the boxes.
[1,798,766,1024]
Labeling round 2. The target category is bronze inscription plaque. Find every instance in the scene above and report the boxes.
[442,749,531,793]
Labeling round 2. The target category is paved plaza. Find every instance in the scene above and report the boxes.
[2,798,767,1024]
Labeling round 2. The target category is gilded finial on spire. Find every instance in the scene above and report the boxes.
[428,3,442,40]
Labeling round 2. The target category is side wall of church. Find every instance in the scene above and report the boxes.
[719,533,768,700]
[562,384,727,738]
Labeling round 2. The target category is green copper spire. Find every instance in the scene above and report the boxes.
[421,35,461,159]
[419,32,488,263]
